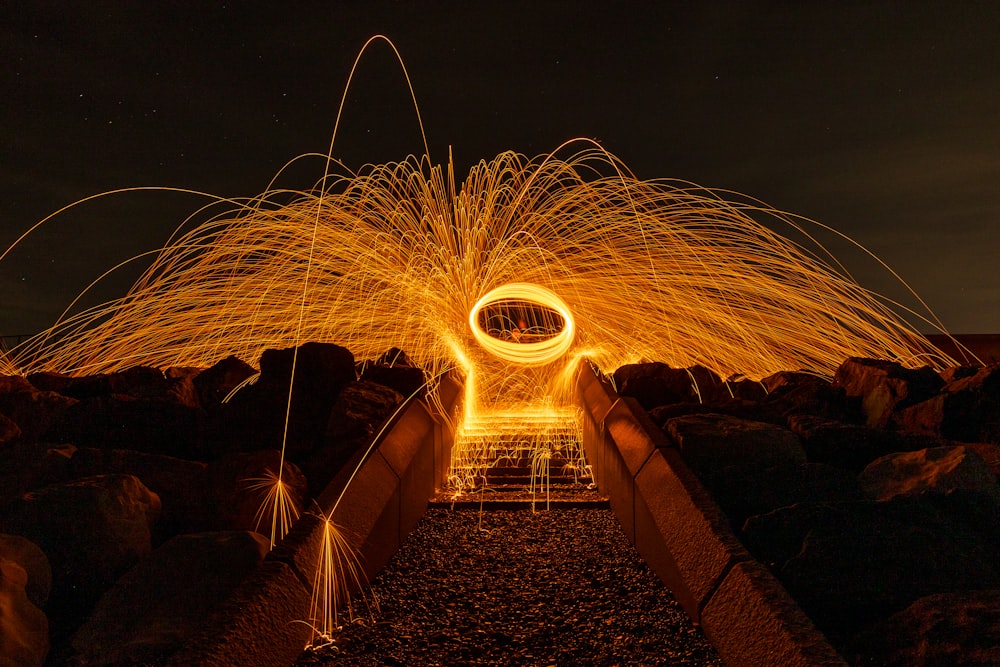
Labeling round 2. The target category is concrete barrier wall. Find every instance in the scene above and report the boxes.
[171,373,463,666]
[575,361,846,667]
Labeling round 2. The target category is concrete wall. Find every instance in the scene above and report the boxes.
[170,372,463,667]
[574,361,846,667]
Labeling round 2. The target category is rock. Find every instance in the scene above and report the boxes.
[258,341,356,401]
[787,414,947,472]
[966,442,1000,476]
[326,380,404,440]
[28,366,199,409]
[725,377,768,402]
[359,363,427,400]
[204,450,308,533]
[858,445,1000,503]
[0,377,77,442]
[777,496,1000,643]
[0,558,49,667]
[663,413,806,477]
[613,362,725,410]
[894,363,1000,444]
[0,443,76,506]
[70,531,268,666]
[761,371,859,423]
[52,393,206,459]
[0,411,20,446]
[850,590,1000,666]
[0,535,51,608]
[69,448,208,538]
[939,365,980,383]
[833,357,944,429]
[205,343,356,459]
[705,462,863,530]
[0,474,161,628]
[192,355,257,411]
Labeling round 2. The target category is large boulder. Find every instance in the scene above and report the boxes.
[858,445,1000,503]
[788,414,952,472]
[662,413,806,477]
[761,371,859,423]
[69,448,208,538]
[775,497,1000,643]
[0,443,76,506]
[850,590,1000,666]
[0,535,50,609]
[70,531,268,666]
[203,450,308,533]
[52,393,206,460]
[0,377,77,442]
[613,362,725,409]
[705,461,863,531]
[832,357,944,429]
[192,355,257,411]
[0,558,48,667]
[28,366,200,409]
[0,475,161,630]
[894,364,1000,444]
[205,342,356,459]
[0,411,20,446]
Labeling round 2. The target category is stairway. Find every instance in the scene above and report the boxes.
[430,409,608,510]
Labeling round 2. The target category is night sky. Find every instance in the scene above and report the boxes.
[2,1,998,337]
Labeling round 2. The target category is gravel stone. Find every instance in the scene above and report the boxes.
[295,508,723,666]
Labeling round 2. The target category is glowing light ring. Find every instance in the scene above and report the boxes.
[469,282,575,366]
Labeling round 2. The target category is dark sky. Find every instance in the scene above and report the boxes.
[2,1,999,336]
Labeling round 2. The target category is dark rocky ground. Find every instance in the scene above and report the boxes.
[295,508,723,667]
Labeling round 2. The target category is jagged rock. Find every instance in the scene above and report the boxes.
[28,366,199,409]
[850,590,1000,666]
[69,448,208,538]
[0,377,77,442]
[939,365,981,383]
[0,411,20,446]
[359,363,426,400]
[70,531,268,666]
[725,376,768,402]
[258,341,356,400]
[613,362,725,410]
[894,363,1000,444]
[0,443,76,506]
[192,355,257,411]
[777,496,1000,643]
[858,445,1000,503]
[326,380,404,440]
[761,371,859,423]
[967,442,1000,476]
[705,461,863,530]
[0,558,48,667]
[787,414,947,472]
[206,343,356,459]
[52,393,206,459]
[0,474,161,627]
[663,413,806,477]
[204,450,308,533]
[833,357,944,429]
[0,535,50,609]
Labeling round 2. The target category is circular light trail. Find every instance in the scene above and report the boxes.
[469,282,575,366]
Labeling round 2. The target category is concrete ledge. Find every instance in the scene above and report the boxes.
[173,377,462,666]
[576,361,846,667]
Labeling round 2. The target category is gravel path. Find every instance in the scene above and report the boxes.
[295,508,723,666]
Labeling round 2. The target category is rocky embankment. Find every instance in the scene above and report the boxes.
[615,357,1000,666]
[0,342,420,666]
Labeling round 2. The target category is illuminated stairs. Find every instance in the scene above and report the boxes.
[430,409,608,510]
